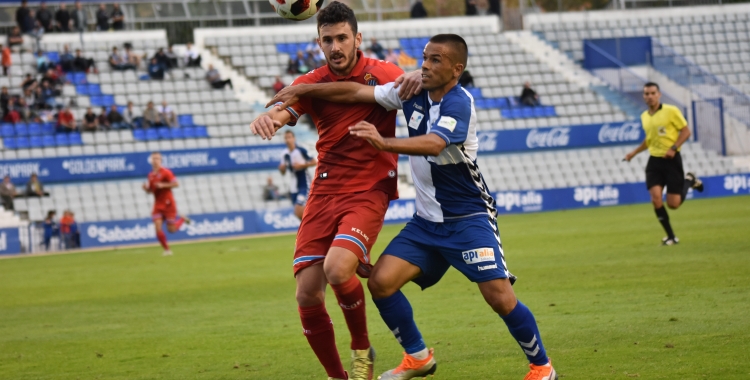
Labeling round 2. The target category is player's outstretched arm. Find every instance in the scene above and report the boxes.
[267,82,376,110]
[250,106,291,140]
[349,121,446,156]
[394,70,423,100]
[624,139,648,161]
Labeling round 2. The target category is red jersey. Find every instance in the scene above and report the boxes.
[147,167,177,207]
[284,51,403,200]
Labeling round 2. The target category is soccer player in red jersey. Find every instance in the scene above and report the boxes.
[250,2,409,379]
[142,152,190,256]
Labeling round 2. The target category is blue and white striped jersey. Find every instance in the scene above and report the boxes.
[280,145,312,194]
[374,82,497,223]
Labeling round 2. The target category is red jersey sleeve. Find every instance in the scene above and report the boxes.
[374,60,405,83]
[280,70,322,126]
[163,168,176,183]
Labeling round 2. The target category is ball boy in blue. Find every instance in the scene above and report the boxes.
[267,34,558,380]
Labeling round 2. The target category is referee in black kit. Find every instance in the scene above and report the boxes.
[624,82,704,246]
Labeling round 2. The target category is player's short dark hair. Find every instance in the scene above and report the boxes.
[285,130,295,136]
[429,34,468,68]
[317,1,357,36]
[644,82,660,90]
[151,151,161,155]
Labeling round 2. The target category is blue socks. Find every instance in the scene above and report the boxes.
[501,301,549,365]
[372,290,427,355]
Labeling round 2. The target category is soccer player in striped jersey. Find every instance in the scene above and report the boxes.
[279,130,316,220]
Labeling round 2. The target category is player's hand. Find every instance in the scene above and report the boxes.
[350,121,387,151]
[154,182,165,189]
[142,182,150,192]
[266,85,303,110]
[394,70,423,100]
[664,149,676,159]
[624,152,635,162]
[292,163,307,171]
[250,113,282,140]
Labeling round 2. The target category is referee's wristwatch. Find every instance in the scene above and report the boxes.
[670,145,678,152]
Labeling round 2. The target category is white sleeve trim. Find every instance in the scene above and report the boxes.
[374,82,403,111]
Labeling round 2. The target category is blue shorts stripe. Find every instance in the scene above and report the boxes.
[292,255,326,266]
[333,234,368,262]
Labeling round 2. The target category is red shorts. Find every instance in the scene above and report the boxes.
[152,203,178,224]
[293,190,390,276]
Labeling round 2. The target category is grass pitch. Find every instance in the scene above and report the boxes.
[1,196,749,379]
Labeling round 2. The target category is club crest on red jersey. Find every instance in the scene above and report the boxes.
[364,73,378,86]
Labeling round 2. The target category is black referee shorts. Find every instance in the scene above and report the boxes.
[645,152,685,194]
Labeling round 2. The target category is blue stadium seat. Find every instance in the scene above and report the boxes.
[182,126,195,139]
[132,129,146,141]
[178,115,193,127]
[157,128,171,139]
[194,126,208,138]
[101,95,114,106]
[14,124,29,136]
[42,123,56,135]
[55,133,70,146]
[69,72,86,85]
[145,129,159,141]
[170,128,184,139]
[42,135,56,147]
[29,136,43,148]
[68,133,82,145]
[75,84,89,95]
[90,96,103,106]
[16,136,29,149]
[544,106,556,117]
[0,123,14,137]
[46,52,60,63]
[467,87,482,99]
[27,123,41,135]
[3,137,17,149]
[87,84,102,96]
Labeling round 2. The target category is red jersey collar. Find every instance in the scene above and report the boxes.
[328,50,367,81]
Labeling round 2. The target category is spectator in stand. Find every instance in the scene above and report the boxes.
[26,173,45,197]
[1,175,17,211]
[39,82,56,108]
[147,58,164,80]
[520,81,540,106]
[109,47,135,70]
[29,17,44,52]
[124,46,141,67]
[384,48,399,64]
[110,3,124,30]
[55,2,71,32]
[205,64,232,90]
[165,46,178,69]
[56,105,76,132]
[4,98,21,123]
[16,0,32,33]
[263,177,280,201]
[0,86,9,113]
[184,43,201,67]
[37,2,54,32]
[82,106,97,131]
[73,49,96,73]
[60,210,79,249]
[410,0,427,18]
[41,68,62,91]
[17,97,38,123]
[96,106,108,129]
[363,48,378,60]
[71,1,88,33]
[290,51,308,73]
[42,210,57,250]
[59,45,74,72]
[122,100,140,128]
[7,26,24,49]
[157,100,176,127]
[37,49,52,73]
[107,104,127,129]
[369,37,385,60]
[272,76,285,94]
[96,3,109,31]
[142,101,161,128]
[1,44,10,75]
[22,73,38,93]
[459,69,474,88]
[153,48,170,71]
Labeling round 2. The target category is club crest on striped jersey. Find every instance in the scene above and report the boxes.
[364,73,378,86]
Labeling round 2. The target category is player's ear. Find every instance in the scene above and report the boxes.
[355,32,362,49]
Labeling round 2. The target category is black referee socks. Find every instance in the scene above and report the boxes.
[654,206,675,239]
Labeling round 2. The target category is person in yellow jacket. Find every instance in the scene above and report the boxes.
[625,82,704,246]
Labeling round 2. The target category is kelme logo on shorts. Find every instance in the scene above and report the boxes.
[462,247,495,264]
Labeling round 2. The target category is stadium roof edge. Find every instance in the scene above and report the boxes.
[193,15,500,48]
[523,2,750,29]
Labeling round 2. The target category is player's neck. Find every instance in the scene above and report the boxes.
[648,103,661,115]
[428,80,458,103]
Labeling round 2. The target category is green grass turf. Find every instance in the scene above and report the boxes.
[1,196,749,379]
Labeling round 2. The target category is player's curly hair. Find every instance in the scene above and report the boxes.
[317,1,358,35]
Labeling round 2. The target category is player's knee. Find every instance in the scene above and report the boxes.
[166,225,178,233]
[323,262,353,285]
[666,201,680,210]
[367,273,395,299]
[295,287,324,307]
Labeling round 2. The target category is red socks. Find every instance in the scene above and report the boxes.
[299,304,346,379]
[156,230,169,250]
[331,275,370,350]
